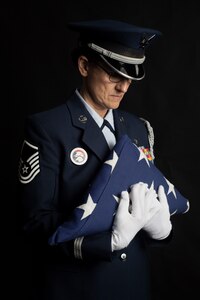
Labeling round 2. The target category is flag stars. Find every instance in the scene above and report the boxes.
[112,194,120,216]
[78,194,97,220]
[105,151,118,173]
[149,181,154,190]
[113,194,120,203]
[170,209,177,216]
[138,148,150,167]
[185,201,190,213]
[164,178,177,198]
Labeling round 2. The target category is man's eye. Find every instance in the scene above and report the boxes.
[109,74,122,83]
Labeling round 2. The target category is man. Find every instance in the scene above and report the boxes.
[18,19,172,300]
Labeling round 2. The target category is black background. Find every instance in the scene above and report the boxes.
[3,0,200,299]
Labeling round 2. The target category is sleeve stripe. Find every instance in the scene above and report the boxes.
[74,236,84,259]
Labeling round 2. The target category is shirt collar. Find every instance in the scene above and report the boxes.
[75,89,115,130]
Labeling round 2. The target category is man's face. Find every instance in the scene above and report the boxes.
[79,56,132,117]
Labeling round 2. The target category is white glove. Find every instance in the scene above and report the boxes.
[111,182,160,251]
[143,185,172,240]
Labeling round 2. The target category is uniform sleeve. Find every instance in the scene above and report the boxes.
[18,116,113,261]
[18,116,64,239]
[57,232,112,261]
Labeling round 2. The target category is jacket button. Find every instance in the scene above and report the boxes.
[120,253,127,261]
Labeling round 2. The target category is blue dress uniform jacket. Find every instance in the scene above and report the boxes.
[18,92,163,300]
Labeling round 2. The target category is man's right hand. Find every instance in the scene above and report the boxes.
[111,182,160,251]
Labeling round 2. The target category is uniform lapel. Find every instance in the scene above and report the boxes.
[113,109,127,140]
[113,109,145,147]
[66,94,110,161]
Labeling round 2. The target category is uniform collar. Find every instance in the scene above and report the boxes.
[75,89,115,131]
[66,91,128,161]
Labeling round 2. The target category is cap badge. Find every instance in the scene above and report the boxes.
[70,147,88,165]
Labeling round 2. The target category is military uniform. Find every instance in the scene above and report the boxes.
[17,18,168,300]
[17,92,166,300]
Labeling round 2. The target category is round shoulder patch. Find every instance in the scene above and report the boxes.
[70,147,88,165]
[18,140,40,184]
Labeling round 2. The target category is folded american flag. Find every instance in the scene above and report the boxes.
[49,134,189,245]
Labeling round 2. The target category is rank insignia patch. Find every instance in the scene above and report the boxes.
[18,140,40,184]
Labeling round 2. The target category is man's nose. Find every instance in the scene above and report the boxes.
[115,79,132,92]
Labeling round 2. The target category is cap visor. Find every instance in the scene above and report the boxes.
[100,55,145,80]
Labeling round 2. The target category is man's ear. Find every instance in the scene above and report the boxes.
[78,56,89,77]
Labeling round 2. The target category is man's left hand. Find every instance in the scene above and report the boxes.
[143,185,172,240]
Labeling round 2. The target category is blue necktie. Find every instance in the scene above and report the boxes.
[101,119,115,135]
[101,119,116,149]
